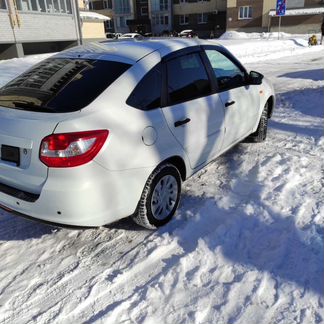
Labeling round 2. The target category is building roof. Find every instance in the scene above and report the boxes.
[80,11,111,21]
[54,38,219,64]
[269,7,324,17]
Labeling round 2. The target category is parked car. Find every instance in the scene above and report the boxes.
[119,33,142,39]
[114,33,123,39]
[0,39,275,229]
[179,29,197,38]
[105,32,116,39]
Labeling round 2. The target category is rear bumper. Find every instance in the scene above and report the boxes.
[0,205,93,229]
[0,162,153,226]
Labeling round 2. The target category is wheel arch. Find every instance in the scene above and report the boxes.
[160,156,187,181]
[267,95,275,119]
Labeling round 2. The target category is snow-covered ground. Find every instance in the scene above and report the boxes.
[0,35,323,324]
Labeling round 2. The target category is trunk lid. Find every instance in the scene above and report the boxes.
[0,107,72,194]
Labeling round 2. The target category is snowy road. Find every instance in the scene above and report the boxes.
[0,41,323,324]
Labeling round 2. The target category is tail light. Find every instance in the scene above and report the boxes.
[40,130,109,168]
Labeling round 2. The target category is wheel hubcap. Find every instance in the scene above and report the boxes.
[151,175,178,220]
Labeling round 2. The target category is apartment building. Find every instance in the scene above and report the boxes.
[227,0,324,33]
[0,0,79,59]
[89,0,170,35]
[87,0,138,33]
[149,0,172,35]
[127,0,151,34]
[173,0,227,38]
[89,0,226,37]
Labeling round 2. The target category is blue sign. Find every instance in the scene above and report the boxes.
[276,0,286,16]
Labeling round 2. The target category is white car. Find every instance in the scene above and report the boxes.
[179,29,196,37]
[119,33,142,39]
[0,39,275,229]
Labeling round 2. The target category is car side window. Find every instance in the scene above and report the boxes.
[167,52,211,106]
[127,63,161,110]
[205,50,246,92]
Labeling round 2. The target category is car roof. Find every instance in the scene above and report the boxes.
[53,38,221,64]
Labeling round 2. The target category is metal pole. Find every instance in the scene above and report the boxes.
[73,0,83,45]
[278,16,281,40]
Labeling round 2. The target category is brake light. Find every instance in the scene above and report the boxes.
[40,130,109,168]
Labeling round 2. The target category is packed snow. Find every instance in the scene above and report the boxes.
[0,34,323,324]
[217,32,323,63]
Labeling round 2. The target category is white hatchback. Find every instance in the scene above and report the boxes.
[0,39,275,229]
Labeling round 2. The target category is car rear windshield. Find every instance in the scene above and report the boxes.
[0,58,131,113]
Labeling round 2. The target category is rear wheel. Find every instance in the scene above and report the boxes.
[133,163,181,229]
[247,102,269,142]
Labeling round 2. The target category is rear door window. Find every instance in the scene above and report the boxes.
[0,58,131,113]
[166,53,211,106]
[126,63,162,110]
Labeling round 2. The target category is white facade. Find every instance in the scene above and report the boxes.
[0,0,79,58]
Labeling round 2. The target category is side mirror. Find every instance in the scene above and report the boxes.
[248,71,264,85]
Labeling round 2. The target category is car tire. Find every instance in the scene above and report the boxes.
[133,163,182,229]
[247,101,269,142]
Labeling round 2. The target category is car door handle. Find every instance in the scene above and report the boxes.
[174,118,191,127]
[225,101,235,107]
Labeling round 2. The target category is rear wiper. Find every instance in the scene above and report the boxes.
[12,101,57,113]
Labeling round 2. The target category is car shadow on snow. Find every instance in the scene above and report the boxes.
[278,69,324,82]
[270,119,323,138]
[275,87,324,119]
[0,210,55,240]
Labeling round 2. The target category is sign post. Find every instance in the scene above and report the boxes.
[276,0,286,40]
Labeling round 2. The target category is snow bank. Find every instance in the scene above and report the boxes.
[213,32,323,63]
[219,31,319,40]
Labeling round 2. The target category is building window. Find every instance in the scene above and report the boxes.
[66,0,71,13]
[197,13,208,24]
[0,0,7,9]
[105,19,113,29]
[103,0,112,9]
[141,6,148,15]
[117,16,129,27]
[59,0,66,12]
[15,0,72,13]
[30,0,39,10]
[160,0,167,10]
[38,0,46,11]
[179,14,189,25]
[152,14,168,25]
[239,6,252,19]
[115,0,130,14]
[53,0,60,12]
[118,16,125,27]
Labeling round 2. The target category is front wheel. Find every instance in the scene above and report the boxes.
[247,102,269,142]
[132,163,182,229]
